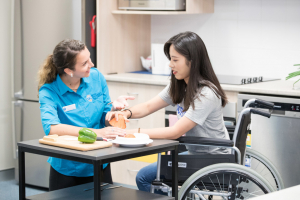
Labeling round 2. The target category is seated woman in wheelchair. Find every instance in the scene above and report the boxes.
[106,31,230,194]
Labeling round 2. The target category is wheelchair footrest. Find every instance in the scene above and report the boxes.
[152,180,165,186]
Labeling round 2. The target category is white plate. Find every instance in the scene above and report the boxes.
[112,139,153,148]
[115,133,150,142]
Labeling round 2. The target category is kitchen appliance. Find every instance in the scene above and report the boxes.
[216,75,280,85]
[238,93,300,188]
[12,0,96,188]
[118,0,186,11]
[151,43,171,75]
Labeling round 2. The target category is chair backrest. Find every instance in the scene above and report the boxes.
[232,108,252,164]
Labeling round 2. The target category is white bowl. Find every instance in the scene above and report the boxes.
[115,133,150,142]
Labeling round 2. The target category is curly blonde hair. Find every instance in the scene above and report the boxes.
[37,39,85,95]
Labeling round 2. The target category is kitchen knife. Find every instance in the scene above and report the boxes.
[97,137,106,141]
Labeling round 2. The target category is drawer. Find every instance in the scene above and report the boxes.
[111,160,150,186]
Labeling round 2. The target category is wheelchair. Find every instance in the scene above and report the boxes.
[151,99,284,200]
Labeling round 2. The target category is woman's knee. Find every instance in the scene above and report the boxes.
[135,169,144,184]
[136,162,158,184]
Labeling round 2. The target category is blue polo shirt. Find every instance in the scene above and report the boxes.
[39,68,112,177]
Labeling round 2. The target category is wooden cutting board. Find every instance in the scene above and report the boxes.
[39,135,112,151]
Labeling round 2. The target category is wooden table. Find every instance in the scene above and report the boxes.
[18,139,179,200]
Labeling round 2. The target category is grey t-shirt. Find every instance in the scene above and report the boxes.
[159,84,230,154]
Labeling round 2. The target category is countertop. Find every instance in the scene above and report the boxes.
[251,185,300,200]
[104,73,300,97]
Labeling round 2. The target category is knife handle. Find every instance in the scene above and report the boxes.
[97,137,108,141]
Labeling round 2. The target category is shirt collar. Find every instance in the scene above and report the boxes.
[56,74,90,96]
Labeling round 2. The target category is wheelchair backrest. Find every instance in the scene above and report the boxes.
[232,109,252,164]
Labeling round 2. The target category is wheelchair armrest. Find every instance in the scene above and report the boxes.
[176,136,234,147]
[225,125,235,132]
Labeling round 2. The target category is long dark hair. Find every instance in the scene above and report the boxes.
[164,31,227,111]
[37,39,85,92]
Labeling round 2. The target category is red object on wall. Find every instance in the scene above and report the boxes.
[89,15,96,47]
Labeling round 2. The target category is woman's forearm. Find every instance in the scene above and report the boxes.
[127,116,197,140]
[49,124,82,136]
[128,102,153,119]
[131,126,182,140]
[124,96,168,119]
[49,124,124,139]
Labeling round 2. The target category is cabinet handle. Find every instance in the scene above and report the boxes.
[127,92,139,95]
[127,169,139,172]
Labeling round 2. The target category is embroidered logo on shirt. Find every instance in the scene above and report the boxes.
[91,92,102,100]
[86,94,93,102]
[177,105,186,117]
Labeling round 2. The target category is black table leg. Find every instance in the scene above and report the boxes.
[172,145,178,200]
[19,146,26,200]
[93,160,102,200]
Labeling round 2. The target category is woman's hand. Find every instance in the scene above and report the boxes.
[93,127,126,140]
[105,110,129,122]
[111,96,135,111]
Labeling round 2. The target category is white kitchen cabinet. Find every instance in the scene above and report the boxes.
[111,159,150,187]
[107,81,165,129]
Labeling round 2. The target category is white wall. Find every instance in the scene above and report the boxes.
[0,0,14,170]
[151,0,300,79]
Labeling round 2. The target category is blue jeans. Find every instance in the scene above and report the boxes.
[136,162,166,195]
[136,151,189,195]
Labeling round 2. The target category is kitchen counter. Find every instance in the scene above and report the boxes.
[104,73,300,97]
[251,185,300,200]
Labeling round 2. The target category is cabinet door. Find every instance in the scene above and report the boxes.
[107,82,165,129]
[111,160,150,186]
[107,82,165,105]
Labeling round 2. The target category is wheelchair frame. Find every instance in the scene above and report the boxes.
[150,99,281,199]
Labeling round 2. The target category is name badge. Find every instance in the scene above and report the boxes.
[63,104,76,112]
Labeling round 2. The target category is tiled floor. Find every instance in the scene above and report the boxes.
[0,168,48,200]
[0,168,138,200]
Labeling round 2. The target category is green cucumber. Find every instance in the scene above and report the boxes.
[78,128,97,143]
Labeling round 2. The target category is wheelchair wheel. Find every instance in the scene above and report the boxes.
[245,148,284,191]
[179,163,275,200]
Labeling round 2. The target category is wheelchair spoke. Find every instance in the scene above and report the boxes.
[243,190,262,199]
[180,169,270,200]
[201,180,208,191]
[223,174,224,192]
[235,175,241,197]
[228,174,232,193]
[209,177,219,192]
[251,159,261,171]
[258,166,266,175]
[216,174,222,191]
[246,151,282,191]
